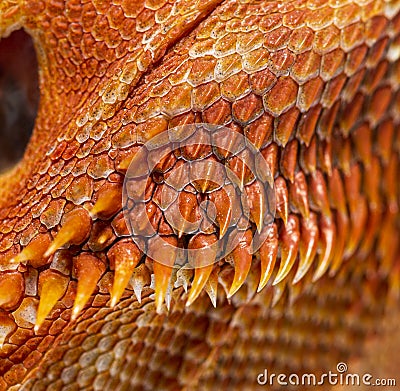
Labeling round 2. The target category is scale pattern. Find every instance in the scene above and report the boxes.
[0,1,399,390]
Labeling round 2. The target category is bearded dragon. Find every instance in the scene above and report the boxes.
[0,1,399,390]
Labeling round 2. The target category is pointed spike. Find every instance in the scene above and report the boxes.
[260,143,279,184]
[273,215,300,285]
[133,282,143,304]
[108,241,141,307]
[328,168,347,214]
[309,170,331,218]
[245,112,273,150]
[176,191,200,238]
[199,182,211,194]
[377,211,398,276]
[147,236,177,312]
[245,180,267,233]
[130,264,151,304]
[363,156,381,208]
[313,216,336,282]
[293,213,319,284]
[359,207,381,258]
[258,223,278,292]
[187,264,214,307]
[345,195,368,258]
[383,153,398,213]
[280,139,298,183]
[218,214,231,239]
[271,279,287,307]
[337,136,352,175]
[329,211,349,276]
[275,176,289,225]
[193,158,220,193]
[256,149,275,189]
[35,270,69,332]
[208,187,233,238]
[90,183,123,219]
[10,234,51,267]
[300,135,317,174]
[72,254,105,320]
[246,260,261,302]
[174,266,193,293]
[164,268,177,312]
[275,107,299,147]
[376,119,394,165]
[227,156,248,190]
[352,123,372,167]
[205,266,219,307]
[228,229,253,298]
[186,233,218,306]
[319,139,333,176]
[344,164,362,213]
[200,180,211,194]
[153,261,173,313]
[44,208,92,258]
[290,171,310,219]
[218,266,234,301]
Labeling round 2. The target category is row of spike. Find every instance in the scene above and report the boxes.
[3,201,395,337]
[2,141,398,336]
[1,185,123,334]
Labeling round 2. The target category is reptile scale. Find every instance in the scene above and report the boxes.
[0,0,399,390]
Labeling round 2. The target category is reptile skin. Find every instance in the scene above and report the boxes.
[0,0,400,390]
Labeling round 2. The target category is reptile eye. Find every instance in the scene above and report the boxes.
[0,29,39,174]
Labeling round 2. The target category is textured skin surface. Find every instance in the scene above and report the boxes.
[0,1,400,390]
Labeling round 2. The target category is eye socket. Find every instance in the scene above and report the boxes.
[0,29,39,174]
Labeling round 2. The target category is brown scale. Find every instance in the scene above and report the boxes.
[0,1,399,390]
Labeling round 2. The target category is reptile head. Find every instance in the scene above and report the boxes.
[0,0,399,389]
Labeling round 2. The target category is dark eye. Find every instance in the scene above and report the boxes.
[0,29,39,174]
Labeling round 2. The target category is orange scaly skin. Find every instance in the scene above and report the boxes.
[0,1,400,390]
